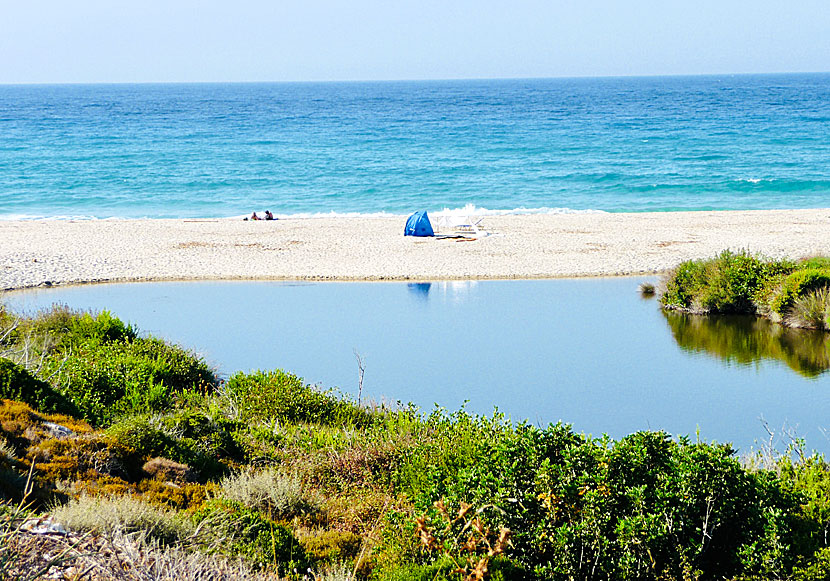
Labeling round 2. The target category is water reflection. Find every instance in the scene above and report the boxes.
[407,282,432,300]
[664,311,830,378]
[406,281,478,304]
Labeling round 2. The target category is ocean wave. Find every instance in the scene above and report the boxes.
[0,206,607,222]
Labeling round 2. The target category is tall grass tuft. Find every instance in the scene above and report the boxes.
[220,468,320,521]
[783,287,830,330]
[101,528,279,580]
[638,281,656,296]
[51,494,194,545]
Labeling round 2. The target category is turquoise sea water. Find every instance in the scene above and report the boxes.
[2,74,830,220]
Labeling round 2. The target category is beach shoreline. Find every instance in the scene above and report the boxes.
[3,209,830,292]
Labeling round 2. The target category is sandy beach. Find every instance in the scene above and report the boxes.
[2,209,830,291]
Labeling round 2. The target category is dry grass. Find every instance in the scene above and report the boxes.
[51,493,194,544]
[2,524,281,580]
[784,287,830,330]
[220,468,321,521]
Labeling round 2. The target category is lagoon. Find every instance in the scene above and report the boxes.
[4,278,828,454]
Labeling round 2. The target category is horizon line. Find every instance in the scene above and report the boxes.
[2,70,829,88]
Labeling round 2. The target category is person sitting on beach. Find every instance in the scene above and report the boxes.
[264,210,275,220]
[250,212,261,221]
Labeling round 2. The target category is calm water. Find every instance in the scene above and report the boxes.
[4,278,828,454]
[3,74,830,219]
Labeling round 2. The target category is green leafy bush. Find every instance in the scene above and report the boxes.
[798,257,830,270]
[27,306,137,350]
[771,269,830,316]
[661,250,793,313]
[393,422,805,581]
[0,358,78,417]
[661,259,708,310]
[222,370,370,427]
[45,337,215,425]
[192,499,309,572]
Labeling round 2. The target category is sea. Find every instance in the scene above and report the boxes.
[2,73,830,220]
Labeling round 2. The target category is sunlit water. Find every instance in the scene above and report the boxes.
[3,278,828,454]
[3,74,830,219]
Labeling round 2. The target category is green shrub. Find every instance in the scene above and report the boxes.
[222,370,370,427]
[105,414,226,480]
[790,547,830,581]
[0,358,79,417]
[777,455,830,559]
[28,306,136,349]
[301,530,362,565]
[45,337,215,425]
[661,260,708,310]
[375,555,526,581]
[395,423,806,581]
[771,269,830,316]
[798,257,830,270]
[192,499,309,572]
[661,250,794,314]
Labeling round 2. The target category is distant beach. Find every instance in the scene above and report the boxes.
[3,209,830,291]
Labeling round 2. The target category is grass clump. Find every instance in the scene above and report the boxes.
[52,493,194,545]
[784,287,830,330]
[220,468,320,521]
[637,281,656,296]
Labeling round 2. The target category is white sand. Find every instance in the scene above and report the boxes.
[2,209,830,291]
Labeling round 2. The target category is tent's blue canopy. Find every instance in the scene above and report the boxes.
[404,210,434,237]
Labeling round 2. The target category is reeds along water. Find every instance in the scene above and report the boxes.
[663,311,830,378]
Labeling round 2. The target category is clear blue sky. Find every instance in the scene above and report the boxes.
[2,0,829,84]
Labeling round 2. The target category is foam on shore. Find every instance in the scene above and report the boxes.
[2,209,830,291]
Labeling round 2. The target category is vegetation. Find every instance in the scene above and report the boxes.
[661,250,830,329]
[0,303,828,579]
[663,311,830,378]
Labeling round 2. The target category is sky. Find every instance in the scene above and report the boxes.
[1,0,829,84]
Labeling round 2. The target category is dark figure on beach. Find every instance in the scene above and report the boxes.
[250,212,260,221]
[265,210,275,220]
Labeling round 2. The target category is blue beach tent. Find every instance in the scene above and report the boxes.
[404,211,434,237]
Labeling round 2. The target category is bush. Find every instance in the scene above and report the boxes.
[394,423,805,581]
[301,530,362,565]
[192,499,309,572]
[661,260,708,310]
[771,269,830,316]
[45,337,216,425]
[661,250,793,314]
[105,414,227,480]
[0,358,78,417]
[222,370,370,427]
[220,468,320,521]
[23,306,136,351]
